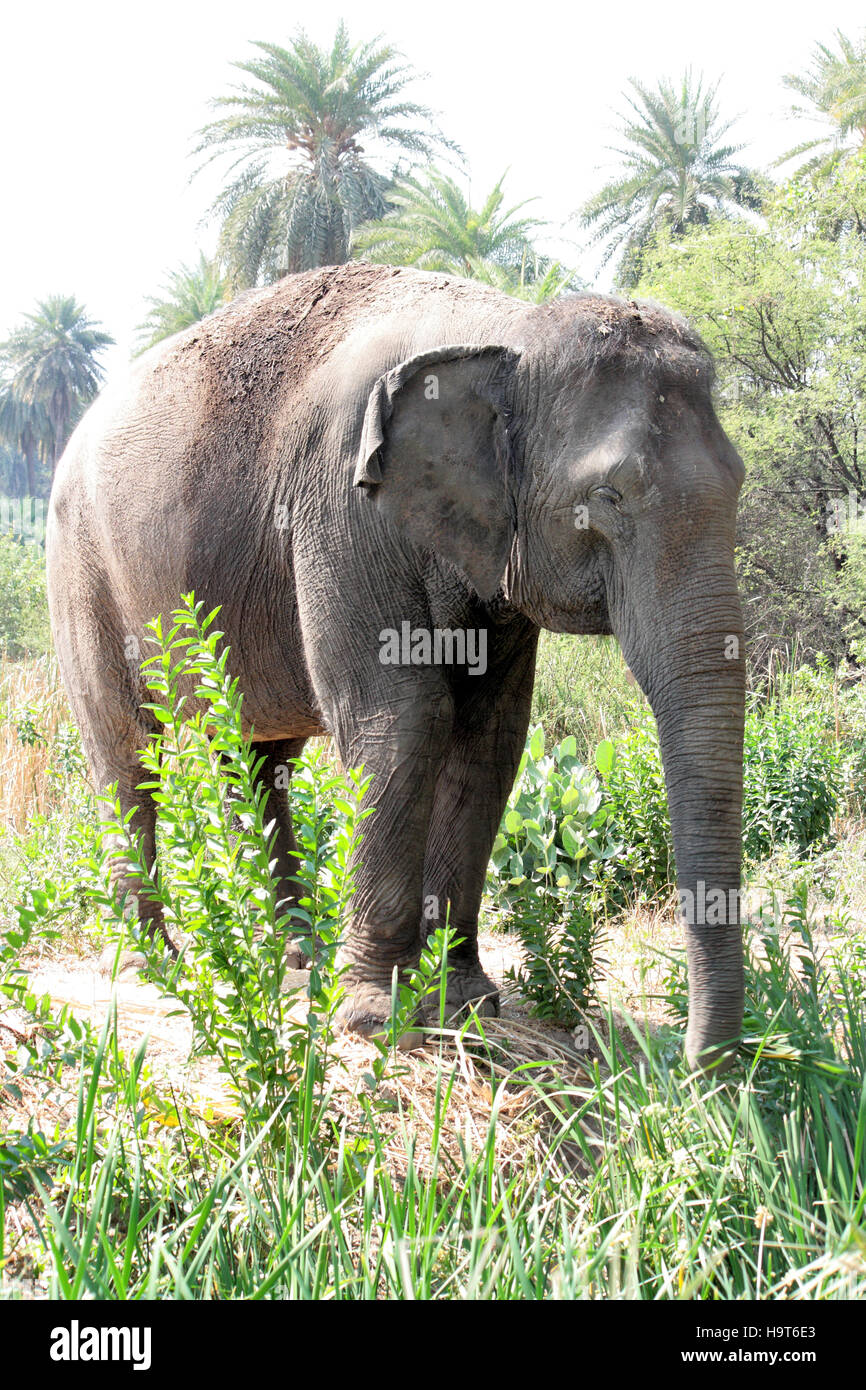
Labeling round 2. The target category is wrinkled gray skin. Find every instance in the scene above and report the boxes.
[46,263,745,1071]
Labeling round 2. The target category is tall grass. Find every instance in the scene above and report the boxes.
[531,634,637,757]
[0,655,93,939]
[7,918,865,1299]
[0,653,75,828]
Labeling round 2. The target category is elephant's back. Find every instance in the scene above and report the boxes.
[54,263,526,501]
[46,262,530,617]
[151,261,527,410]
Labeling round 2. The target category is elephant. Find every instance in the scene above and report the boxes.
[45,261,746,1071]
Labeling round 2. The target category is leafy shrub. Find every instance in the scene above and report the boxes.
[603,704,673,894]
[742,694,839,860]
[93,595,370,1122]
[486,726,619,1023]
[503,891,605,1027]
[599,691,841,888]
[10,703,44,746]
[488,726,620,909]
[0,533,50,658]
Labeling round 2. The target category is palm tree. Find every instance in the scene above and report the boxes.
[779,29,866,177]
[0,440,27,496]
[579,72,763,286]
[195,23,456,289]
[470,254,583,303]
[351,169,545,280]
[2,296,113,473]
[136,254,228,352]
[0,374,47,494]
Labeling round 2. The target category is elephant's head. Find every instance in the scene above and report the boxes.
[354,296,746,1071]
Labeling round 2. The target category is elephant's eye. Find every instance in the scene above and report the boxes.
[590,484,622,506]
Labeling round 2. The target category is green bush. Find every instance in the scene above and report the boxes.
[603,704,674,894]
[0,532,50,658]
[486,726,619,1023]
[93,595,369,1121]
[742,694,839,860]
[598,691,841,888]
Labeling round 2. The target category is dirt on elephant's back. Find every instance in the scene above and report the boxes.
[162,261,522,416]
[149,263,407,467]
[139,263,495,492]
[165,264,394,397]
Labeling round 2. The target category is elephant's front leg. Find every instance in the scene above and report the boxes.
[422,622,538,1020]
[330,674,455,1039]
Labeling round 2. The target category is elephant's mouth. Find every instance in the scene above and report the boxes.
[540,598,613,636]
[502,542,613,636]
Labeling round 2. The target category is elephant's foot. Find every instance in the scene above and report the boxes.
[97,920,178,978]
[336,976,427,1051]
[685,1030,739,1076]
[97,944,148,978]
[282,935,314,971]
[442,964,500,1024]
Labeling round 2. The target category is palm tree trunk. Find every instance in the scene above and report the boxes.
[50,400,68,476]
[24,438,37,495]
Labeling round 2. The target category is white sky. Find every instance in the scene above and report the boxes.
[2,0,863,380]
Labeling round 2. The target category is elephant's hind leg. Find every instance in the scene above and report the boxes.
[50,575,171,959]
[249,736,311,968]
[87,733,173,963]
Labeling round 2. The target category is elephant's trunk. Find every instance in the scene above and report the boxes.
[621,562,745,1071]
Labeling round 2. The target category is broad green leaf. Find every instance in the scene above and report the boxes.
[595,740,615,776]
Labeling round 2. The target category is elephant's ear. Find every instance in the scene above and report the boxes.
[353,344,521,600]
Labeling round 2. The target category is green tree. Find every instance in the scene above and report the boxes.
[1,296,113,475]
[0,374,48,494]
[0,439,27,495]
[195,24,455,289]
[136,254,228,353]
[470,253,583,303]
[580,72,763,287]
[633,155,866,664]
[779,28,866,178]
[353,169,542,274]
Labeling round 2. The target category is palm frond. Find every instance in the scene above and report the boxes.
[778,28,866,173]
[578,70,759,284]
[193,25,458,284]
[136,255,229,352]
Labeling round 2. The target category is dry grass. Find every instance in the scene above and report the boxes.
[0,653,72,829]
[0,930,606,1205]
[0,998,605,1299]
